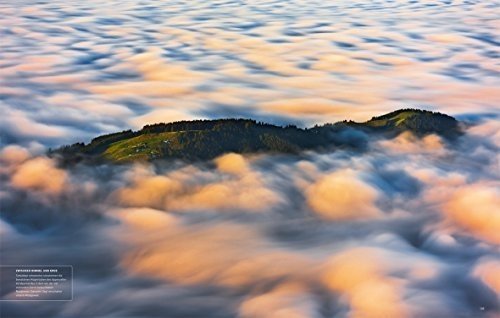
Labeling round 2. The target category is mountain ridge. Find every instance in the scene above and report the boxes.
[51,108,461,164]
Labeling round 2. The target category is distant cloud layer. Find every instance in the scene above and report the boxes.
[0,1,499,317]
[1,0,499,147]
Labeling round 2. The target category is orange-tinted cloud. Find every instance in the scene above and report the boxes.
[115,159,282,212]
[305,169,380,220]
[121,223,312,288]
[0,145,30,165]
[239,283,320,318]
[378,131,446,155]
[10,157,68,195]
[214,153,249,175]
[113,207,178,231]
[442,184,500,244]
[473,258,500,296]
[260,98,351,116]
[115,173,183,209]
[322,248,409,318]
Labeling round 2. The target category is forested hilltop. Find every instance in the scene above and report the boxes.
[52,109,461,163]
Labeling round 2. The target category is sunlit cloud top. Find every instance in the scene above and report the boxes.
[0,0,499,148]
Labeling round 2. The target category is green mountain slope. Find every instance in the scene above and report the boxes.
[364,109,459,135]
[52,109,461,163]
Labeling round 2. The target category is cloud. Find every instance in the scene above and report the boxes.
[473,258,500,296]
[120,222,312,288]
[214,152,249,175]
[112,207,178,231]
[126,48,206,83]
[1,0,499,150]
[467,119,500,147]
[10,157,68,195]
[305,169,380,220]
[378,131,447,155]
[0,145,31,165]
[1,127,499,317]
[172,177,281,212]
[260,98,351,116]
[322,248,409,318]
[442,184,500,244]
[0,108,68,140]
[239,283,321,318]
[88,81,195,98]
[115,167,183,209]
[115,158,282,213]
[128,108,196,130]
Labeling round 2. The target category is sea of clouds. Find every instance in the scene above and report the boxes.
[1,123,499,317]
[0,0,499,317]
[1,0,499,147]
